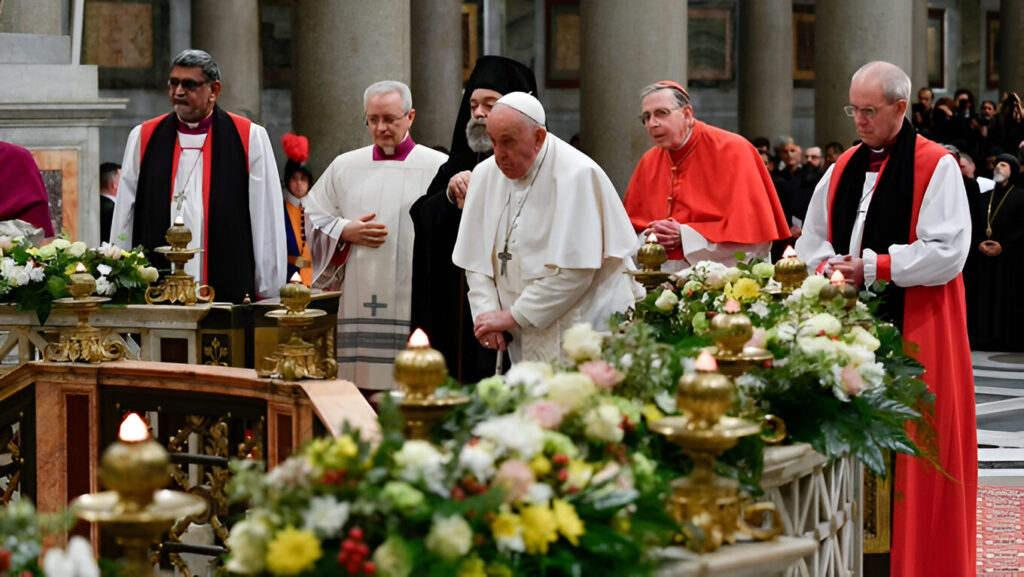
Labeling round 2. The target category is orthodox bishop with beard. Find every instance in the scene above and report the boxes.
[453,93,640,363]
[410,56,537,383]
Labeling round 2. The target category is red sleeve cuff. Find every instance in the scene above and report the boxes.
[876,254,892,281]
[815,260,829,275]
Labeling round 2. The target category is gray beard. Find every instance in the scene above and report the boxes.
[466,118,492,153]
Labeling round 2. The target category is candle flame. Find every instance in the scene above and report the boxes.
[695,350,718,372]
[783,245,797,258]
[830,270,846,285]
[289,272,302,284]
[119,412,149,442]
[74,262,88,273]
[408,328,430,348]
[646,232,658,243]
[174,215,185,226]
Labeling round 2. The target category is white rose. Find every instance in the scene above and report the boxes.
[505,361,554,396]
[562,323,603,362]
[97,264,112,276]
[545,372,596,413]
[847,325,881,352]
[392,440,451,496]
[12,267,29,286]
[224,517,271,574]
[25,261,44,283]
[473,414,544,460]
[424,515,473,561]
[68,241,87,257]
[800,313,842,337]
[95,276,116,296]
[800,274,830,298]
[457,441,497,482]
[99,242,122,260]
[654,289,679,311]
[36,244,57,259]
[583,404,624,443]
[140,266,159,283]
[722,267,743,283]
[302,494,350,539]
[50,239,71,250]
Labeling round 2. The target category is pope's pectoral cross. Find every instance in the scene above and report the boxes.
[363,294,388,317]
[498,244,512,277]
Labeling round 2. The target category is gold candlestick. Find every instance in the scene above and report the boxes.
[257,273,337,381]
[389,329,468,440]
[649,352,783,552]
[630,233,672,292]
[145,216,214,305]
[709,299,772,377]
[72,413,206,575]
[772,245,807,293]
[818,270,858,310]
[43,262,126,363]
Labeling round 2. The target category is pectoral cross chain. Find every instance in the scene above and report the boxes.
[498,244,512,277]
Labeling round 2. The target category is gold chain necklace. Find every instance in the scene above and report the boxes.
[986,184,1014,238]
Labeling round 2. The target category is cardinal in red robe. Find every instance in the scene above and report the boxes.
[0,142,55,236]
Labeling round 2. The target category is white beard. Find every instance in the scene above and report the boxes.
[466,118,492,153]
[994,172,1007,184]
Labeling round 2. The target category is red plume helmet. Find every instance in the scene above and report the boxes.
[281,133,309,164]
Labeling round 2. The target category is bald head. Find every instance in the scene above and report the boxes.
[487,104,547,179]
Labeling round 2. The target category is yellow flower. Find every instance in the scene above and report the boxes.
[529,454,551,476]
[264,527,322,575]
[490,510,521,540]
[641,403,664,423]
[64,263,81,275]
[731,278,761,300]
[336,435,358,458]
[457,556,487,577]
[565,459,593,490]
[552,499,585,546]
[520,504,559,554]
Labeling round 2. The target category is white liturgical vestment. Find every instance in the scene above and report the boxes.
[453,134,641,362]
[305,139,447,390]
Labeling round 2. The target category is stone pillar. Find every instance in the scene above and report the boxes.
[580,0,687,193]
[1000,0,1024,97]
[294,0,411,174]
[911,0,928,93]
[738,0,792,141]
[814,0,913,148]
[191,0,261,121]
[958,0,981,98]
[0,0,62,35]
[410,0,461,150]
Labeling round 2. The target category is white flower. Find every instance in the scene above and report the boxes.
[36,244,57,259]
[0,236,12,252]
[800,274,830,298]
[583,404,624,443]
[847,325,880,351]
[68,241,87,257]
[139,265,159,283]
[473,414,544,460]
[11,266,29,286]
[424,514,473,561]
[751,262,776,279]
[95,276,116,296]
[521,482,554,505]
[748,301,770,319]
[42,536,99,577]
[97,264,112,276]
[799,313,842,337]
[618,353,634,369]
[393,440,451,496]
[98,242,122,260]
[225,517,271,574]
[562,323,603,362]
[50,239,71,250]
[458,441,497,482]
[505,361,554,396]
[302,494,350,538]
[25,260,44,282]
[722,267,743,283]
[654,290,679,311]
[858,361,886,388]
[544,372,596,413]
[266,455,313,488]
[654,390,677,414]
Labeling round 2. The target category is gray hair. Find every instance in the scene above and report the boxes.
[364,80,413,113]
[851,61,911,103]
[640,83,691,108]
[171,49,221,82]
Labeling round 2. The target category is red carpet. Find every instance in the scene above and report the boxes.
[977,486,1024,575]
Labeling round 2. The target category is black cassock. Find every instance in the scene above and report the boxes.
[964,180,1024,351]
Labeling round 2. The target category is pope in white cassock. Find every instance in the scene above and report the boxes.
[453,92,640,363]
[110,49,286,303]
[305,81,447,390]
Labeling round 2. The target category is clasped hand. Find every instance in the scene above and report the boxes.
[821,254,864,286]
[474,310,517,350]
[341,213,387,248]
[643,218,682,252]
[979,240,1003,256]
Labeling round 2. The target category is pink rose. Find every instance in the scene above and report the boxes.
[525,401,566,429]
[494,460,535,502]
[841,365,866,397]
[579,360,625,390]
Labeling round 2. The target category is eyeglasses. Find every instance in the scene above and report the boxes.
[843,101,900,119]
[365,112,410,127]
[639,107,680,125]
[167,78,210,91]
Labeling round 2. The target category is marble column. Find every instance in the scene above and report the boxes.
[580,0,687,193]
[0,0,62,35]
[294,1,411,173]
[814,0,913,148]
[911,0,928,93]
[1000,0,1024,97]
[191,0,262,121]
[738,0,792,141]
[958,0,981,99]
[410,0,462,150]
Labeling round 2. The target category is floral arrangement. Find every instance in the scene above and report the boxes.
[611,257,934,476]
[0,499,98,577]
[0,236,158,324]
[224,329,681,577]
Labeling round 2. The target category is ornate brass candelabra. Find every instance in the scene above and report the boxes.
[144,218,214,305]
[708,301,772,378]
[649,352,783,552]
[389,328,468,440]
[630,233,672,292]
[257,275,338,381]
[819,270,859,310]
[43,263,126,363]
[71,413,206,575]
[772,245,808,294]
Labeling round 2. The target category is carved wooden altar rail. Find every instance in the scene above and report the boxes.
[0,360,377,575]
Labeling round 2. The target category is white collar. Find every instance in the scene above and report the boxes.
[285,191,305,207]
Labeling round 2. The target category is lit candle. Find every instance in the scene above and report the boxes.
[695,350,718,372]
[647,232,659,244]
[289,272,303,284]
[408,327,430,348]
[174,215,184,226]
[830,270,846,285]
[75,262,88,274]
[393,328,447,400]
[119,412,149,442]
[782,245,797,258]
[723,298,741,314]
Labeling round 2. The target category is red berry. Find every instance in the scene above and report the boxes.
[348,527,364,541]
[0,550,10,572]
[355,543,369,556]
[346,561,361,574]
[451,486,466,500]
[343,540,358,553]
[552,453,570,466]
[362,561,377,575]
[557,468,568,482]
